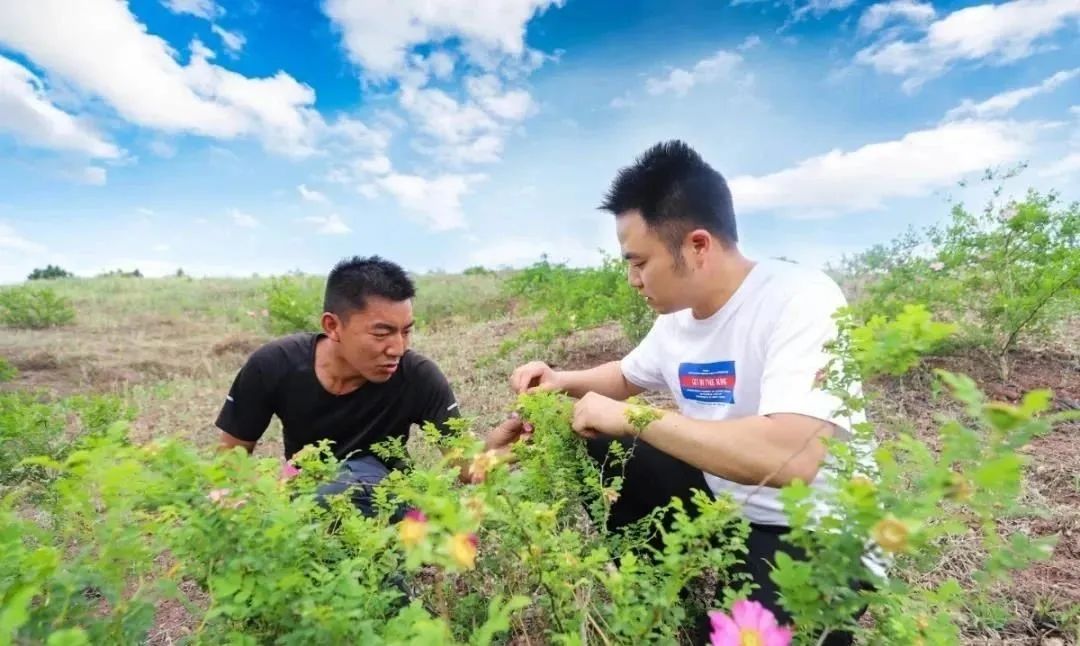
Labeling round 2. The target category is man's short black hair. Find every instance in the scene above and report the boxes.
[324,256,415,318]
[599,140,737,255]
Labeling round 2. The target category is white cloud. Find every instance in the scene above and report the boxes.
[427,50,456,80]
[152,243,171,253]
[162,0,223,20]
[399,80,532,164]
[858,0,936,35]
[646,50,744,97]
[321,0,563,79]
[729,119,1045,217]
[137,207,155,216]
[1040,152,1080,178]
[211,25,246,55]
[0,222,46,254]
[791,0,857,21]
[358,183,380,199]
[465,74,536,121]
[230,209,259,228]
[358,154,393,174]
[148,139,177,158]
[945,68,1080,120]
[320,116,393,158]
[302,213,352,235]
[298,184,330,203]
[184,40,323,157]
[609,93,635,109]
[0,1,326,157]
[73,166,107,186]
[856,0,1080,92]
[0,55,121,159]
[376,172,484,230]
[738,35,763,51]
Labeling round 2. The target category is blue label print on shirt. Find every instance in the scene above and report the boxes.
[678,361,736,404]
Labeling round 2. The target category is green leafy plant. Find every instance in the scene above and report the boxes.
[1,303,1068,645]
[0,357,16,383]
[0,392,134,486]
[27,265,74,281]
[841,184,1079,380]
[0,286,76,329]
[764,303,1072,644]
[500,255,654,356]
[265,275,323,335]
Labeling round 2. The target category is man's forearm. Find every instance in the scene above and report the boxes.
[219,431,257,454]
[639,412,833,487]
[557,361,642,400]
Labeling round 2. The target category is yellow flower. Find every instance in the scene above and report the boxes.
[448,532,478,569]
[464,496,487,520]
[468,450,499,482]
[945,472,973,502]
[849,475,876,492]
[398,509,428,549]
[871,516,911,553]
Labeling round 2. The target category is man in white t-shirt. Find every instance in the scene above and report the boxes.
[499,141,868,644]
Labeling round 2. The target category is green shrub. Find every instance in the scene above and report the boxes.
[0,286,76,329]
[841,186,1079,379]
[0,357,15,382]
[265,276,323,335]
[500,255,654,354]
[0,392,66,485]
[0,392,135,486]
[413,272,512,328]
[27,265,73,280]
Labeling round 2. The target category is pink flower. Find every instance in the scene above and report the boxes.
[280,462,300,480]
[709,600,793,646]
[929,261,945,272]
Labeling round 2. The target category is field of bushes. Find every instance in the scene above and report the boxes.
[0,188,1077,645]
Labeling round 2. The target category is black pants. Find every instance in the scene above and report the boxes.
[586,437,862,645]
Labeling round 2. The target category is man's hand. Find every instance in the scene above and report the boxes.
[571,392,633,439]
[483,415,532,452]
[456,416,533,484]
[510,361,562,394]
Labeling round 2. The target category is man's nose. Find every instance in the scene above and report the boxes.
[385,334,405,357]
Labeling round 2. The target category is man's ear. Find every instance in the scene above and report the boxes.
[687,229,712,264]
[321,312,342,342]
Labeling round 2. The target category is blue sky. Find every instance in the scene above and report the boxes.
[1,0,1077,283]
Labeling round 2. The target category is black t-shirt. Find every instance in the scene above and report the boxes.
[215,333,460,460]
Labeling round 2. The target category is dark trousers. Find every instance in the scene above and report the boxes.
[586,437,862,646]
[315,455,406,521]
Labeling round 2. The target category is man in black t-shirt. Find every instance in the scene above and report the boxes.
[215,255,522,515]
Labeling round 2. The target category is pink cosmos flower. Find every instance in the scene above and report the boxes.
[709,600,793,646]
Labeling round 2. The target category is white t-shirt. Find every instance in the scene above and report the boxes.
[621,259,866,527]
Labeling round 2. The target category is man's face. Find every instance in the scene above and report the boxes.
[616,210,694,315]
[330,296,414,382]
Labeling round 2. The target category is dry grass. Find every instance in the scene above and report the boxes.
[2,274,1077,644]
